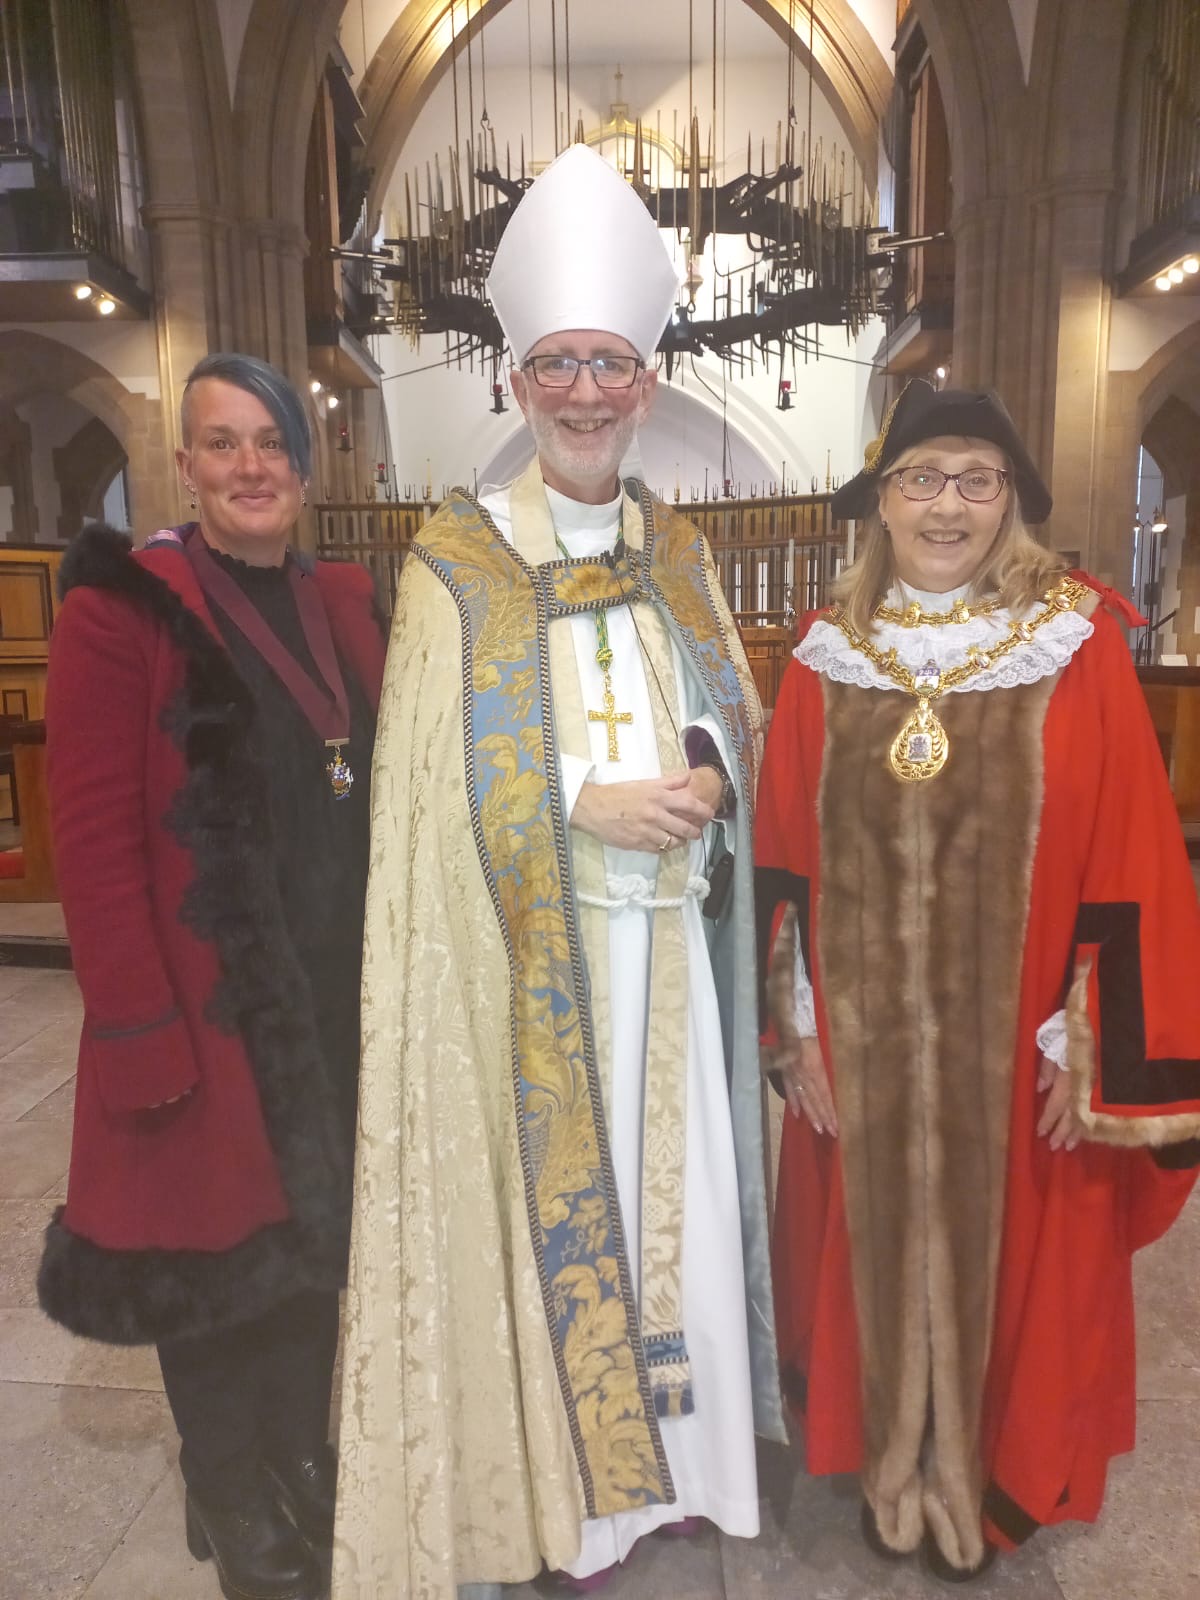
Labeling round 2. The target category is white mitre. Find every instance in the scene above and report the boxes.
[487,143,679,363]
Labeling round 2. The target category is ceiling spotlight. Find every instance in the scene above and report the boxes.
[1152,518,1168,533]
[310,379,323,394]
[1184,257,1199,274]
[96,296,116,315]
[1169,266,1184,284]
[74,283,93,300]
[1155,275,1172,291]
[326,393,340,409]
[935,365,947,380]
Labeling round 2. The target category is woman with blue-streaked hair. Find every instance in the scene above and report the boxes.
[37,352,387,1600]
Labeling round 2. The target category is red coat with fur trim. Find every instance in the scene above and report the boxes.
[756,592,1200,1552]
[37,525,386,1345]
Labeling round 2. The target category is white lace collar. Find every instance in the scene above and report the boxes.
[796,581,1094,695]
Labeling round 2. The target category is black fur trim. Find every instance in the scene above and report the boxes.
[38,1208,344,1347]
[58,522,141,599]
[39,523,353,1345]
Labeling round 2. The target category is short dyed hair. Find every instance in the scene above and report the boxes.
[180,352,312,480]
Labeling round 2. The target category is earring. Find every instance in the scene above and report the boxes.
[880,518,889,533]
[301,488,308,507]
[186,483,197,509]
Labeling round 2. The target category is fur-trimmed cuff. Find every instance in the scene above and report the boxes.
[89,1009,199,1113]
[1066,962,1200,1148]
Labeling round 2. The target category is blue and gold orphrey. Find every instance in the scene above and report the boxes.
[415,485,753,1518]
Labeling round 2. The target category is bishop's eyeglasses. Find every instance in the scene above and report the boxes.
[885,466,1009,503]
[521,354,645,390]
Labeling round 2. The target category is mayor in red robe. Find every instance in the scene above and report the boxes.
[755,379,1200,1582]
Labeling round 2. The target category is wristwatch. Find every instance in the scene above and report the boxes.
[698,756,737,818]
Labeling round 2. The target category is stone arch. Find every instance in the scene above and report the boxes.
[0,331,170,537]
[1134,321,1200,443]
[1089,319,1200,588]
[234,0,345,226]
[1140,384,1200,660]
[1143,395,1200,502]
[360,0,892,220]
[0,333,143,454]
[911,0,1028,400]
[53,417,130,538]
[914,0,1026,209]
[231,0,346,378]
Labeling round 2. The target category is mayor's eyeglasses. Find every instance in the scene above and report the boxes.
[886,467,1009,503]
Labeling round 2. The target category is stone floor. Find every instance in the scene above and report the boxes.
[1,965,1198,1600]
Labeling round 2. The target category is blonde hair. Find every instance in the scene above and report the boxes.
[831,442,1065,634]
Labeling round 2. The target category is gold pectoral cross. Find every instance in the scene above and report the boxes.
[589,677,634,762]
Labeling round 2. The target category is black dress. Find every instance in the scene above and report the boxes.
[158,546,377,1506]
[205,546,375,1142]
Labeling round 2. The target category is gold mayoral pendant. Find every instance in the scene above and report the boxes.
[325,739,354,799]
[889,697,949,782]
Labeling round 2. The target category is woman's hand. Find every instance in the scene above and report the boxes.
[571,771,716,852]
[776,1035,838,1138]
[1035,1055,1082,1151]
[146,1090,192,1110]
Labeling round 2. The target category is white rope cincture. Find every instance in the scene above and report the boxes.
[578,872,711,911]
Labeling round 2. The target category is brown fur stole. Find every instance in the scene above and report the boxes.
[817,670,1056,1569]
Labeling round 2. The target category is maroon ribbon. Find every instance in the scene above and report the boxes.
[187,534,350,746]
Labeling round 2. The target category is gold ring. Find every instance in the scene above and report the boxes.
[659,834,671,852]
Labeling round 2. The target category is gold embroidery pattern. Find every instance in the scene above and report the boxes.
[416,498,671,1517]
[634,488,761,817]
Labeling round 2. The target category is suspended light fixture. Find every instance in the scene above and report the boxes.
[337,4,907,385]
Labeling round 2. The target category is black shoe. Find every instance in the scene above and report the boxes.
[860,1500,909,1561]
[921,1531,998,1584]
[265,1443,338,1546]
[185,1485,323,1600]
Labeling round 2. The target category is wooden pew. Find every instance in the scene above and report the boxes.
[739,624,795,712]
[1137,666,1200,822]
[0,720,56,902]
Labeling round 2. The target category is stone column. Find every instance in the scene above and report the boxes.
[235,218,315,548]
[120,391,175,543]
[0,412,37,541]
[141,201,239,522]
[237,219,310,382]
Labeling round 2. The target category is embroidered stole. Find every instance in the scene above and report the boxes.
[509,463,693,1417]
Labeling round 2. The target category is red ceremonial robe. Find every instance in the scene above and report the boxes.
[756,597,1200,1554]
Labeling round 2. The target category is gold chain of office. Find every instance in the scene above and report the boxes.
[827,574,1091,781]
[872,594,1002,626]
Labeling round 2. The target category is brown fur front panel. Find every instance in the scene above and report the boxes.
[817,672,1055,1566]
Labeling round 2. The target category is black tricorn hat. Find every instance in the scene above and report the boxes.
[831,379,1053,525]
